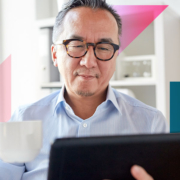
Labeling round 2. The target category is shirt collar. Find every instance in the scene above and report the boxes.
[54,84,122,115]
[54,85,66,115]
[106,85,122,115]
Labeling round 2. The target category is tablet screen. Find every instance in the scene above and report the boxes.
[48,134,180,180]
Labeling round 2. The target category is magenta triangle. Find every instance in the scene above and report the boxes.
[113,5,168,53]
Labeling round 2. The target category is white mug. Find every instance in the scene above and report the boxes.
[0,121,42,163]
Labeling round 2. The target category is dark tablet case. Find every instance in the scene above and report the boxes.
[48,134,180,180]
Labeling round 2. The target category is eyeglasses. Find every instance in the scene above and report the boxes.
[54,39,120,61]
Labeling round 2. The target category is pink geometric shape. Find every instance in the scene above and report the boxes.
[113,5,168,53]
[0,55,11,122]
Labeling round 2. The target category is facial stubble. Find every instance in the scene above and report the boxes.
[74,71,100,97]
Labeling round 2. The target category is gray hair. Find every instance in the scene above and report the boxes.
[52,0,122,43]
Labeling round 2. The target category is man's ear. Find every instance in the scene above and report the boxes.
[51,44,58,67]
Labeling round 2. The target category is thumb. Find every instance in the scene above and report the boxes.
[130,165,154,180]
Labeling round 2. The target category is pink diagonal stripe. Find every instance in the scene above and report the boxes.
[113,5,168,53]
[0,55,11,122]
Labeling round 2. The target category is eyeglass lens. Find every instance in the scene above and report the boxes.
[66,40,114,60]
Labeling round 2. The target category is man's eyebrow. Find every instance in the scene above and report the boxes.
[69,35,84,40]
[98,38,113,43]
[68,35,114,43]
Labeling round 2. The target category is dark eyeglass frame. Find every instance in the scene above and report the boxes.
[54,39,120,61]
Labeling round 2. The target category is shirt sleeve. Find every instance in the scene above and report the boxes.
[0,107,25,180]
[151,110,169,133]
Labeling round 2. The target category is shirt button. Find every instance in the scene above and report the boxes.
[83,123,87,128]
[65,106,70,110]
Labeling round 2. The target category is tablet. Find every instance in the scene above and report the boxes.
[48,134,180,180]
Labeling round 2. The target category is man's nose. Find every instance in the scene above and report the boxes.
[80,46,98,68]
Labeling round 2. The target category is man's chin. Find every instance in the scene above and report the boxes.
[76,90,95,97]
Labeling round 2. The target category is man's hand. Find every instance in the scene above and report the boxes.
[130,165,154,180]
[103,165,154,180]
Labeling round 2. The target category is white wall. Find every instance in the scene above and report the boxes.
[1,0,42,113]
[11,0,42,113]
[1,0,12,64]
[36,0,58,20]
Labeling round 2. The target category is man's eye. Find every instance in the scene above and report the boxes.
[72,45,84,48]
[98,47,109,51]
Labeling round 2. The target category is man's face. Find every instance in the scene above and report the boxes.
[52,7,119,97]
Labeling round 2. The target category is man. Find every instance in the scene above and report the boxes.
[0,0,167,179]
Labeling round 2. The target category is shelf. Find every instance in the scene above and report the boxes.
[41,79,156,88]
[119,55,157,80]
[110,80,156,86]
[124,55,156,61]
[41,82,63,88]
[36,17,55,28]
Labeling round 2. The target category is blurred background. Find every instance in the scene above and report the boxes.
[0,0,180,124]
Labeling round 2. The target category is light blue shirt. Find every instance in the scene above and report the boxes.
[0,85,168,180]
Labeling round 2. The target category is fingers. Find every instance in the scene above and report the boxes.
[130,165,154,180]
